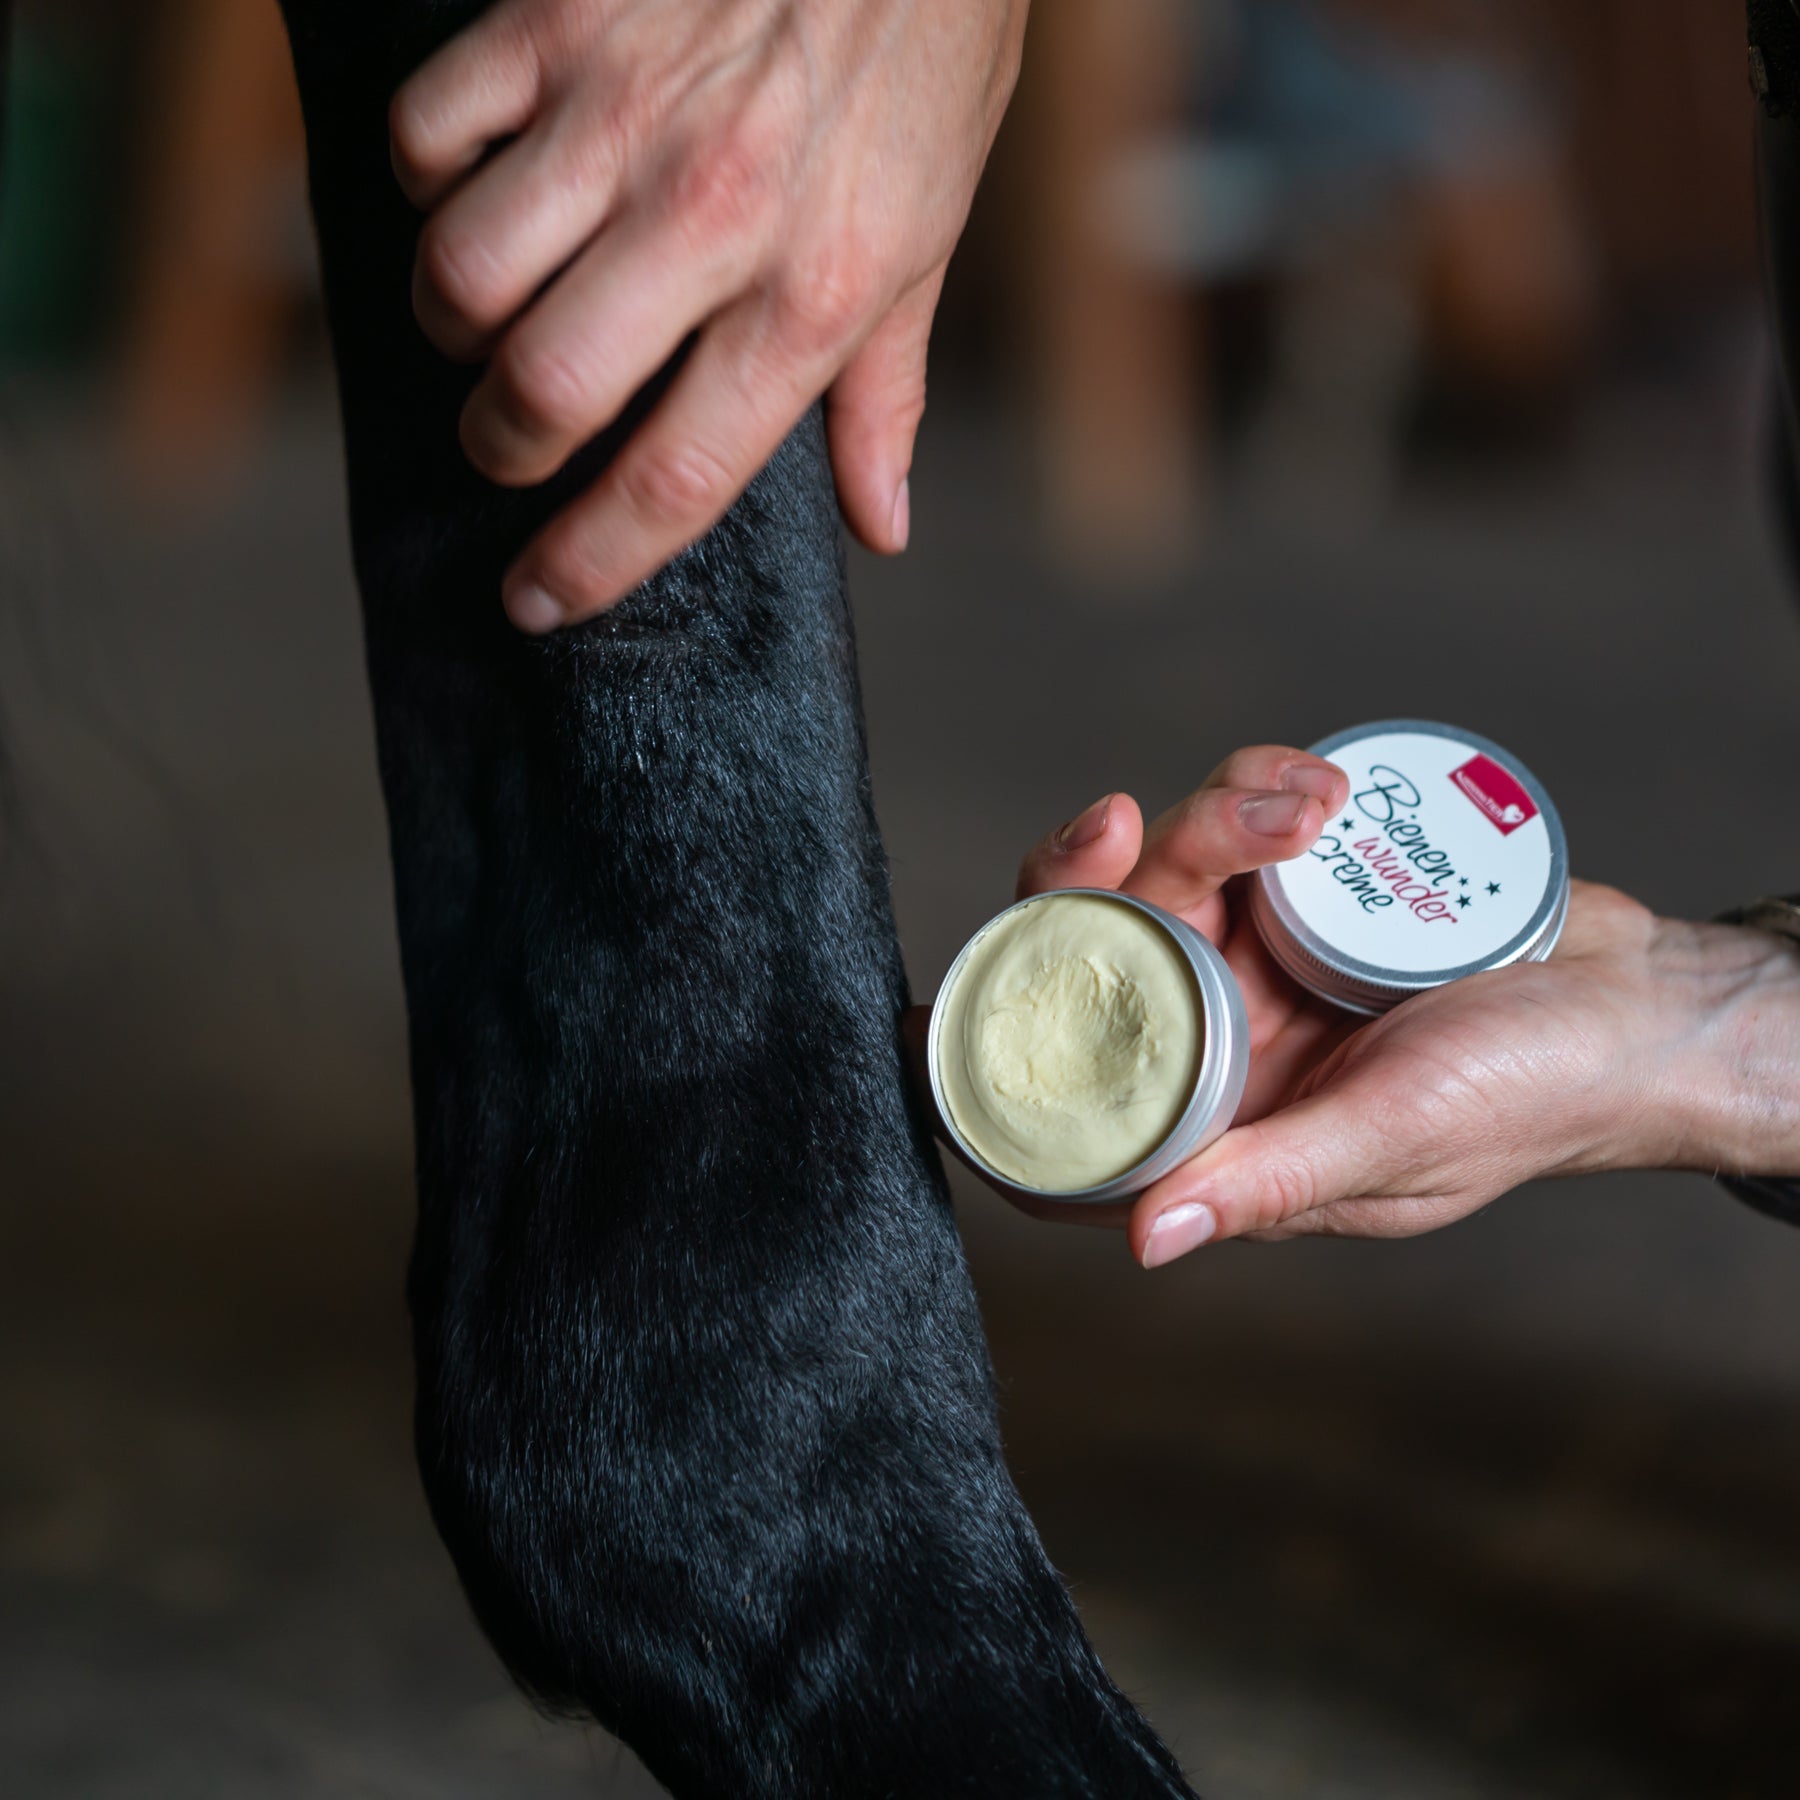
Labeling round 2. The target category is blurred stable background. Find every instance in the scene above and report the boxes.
[3,1,1798,1796]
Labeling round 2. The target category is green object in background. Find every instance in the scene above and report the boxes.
[0,20,129,367]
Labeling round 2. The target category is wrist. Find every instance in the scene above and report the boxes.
[1652,918,1800,1175]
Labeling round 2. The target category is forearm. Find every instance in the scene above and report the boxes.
[1657,918,1800,1177]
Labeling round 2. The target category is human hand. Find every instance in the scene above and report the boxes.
[390,0,1028,631]
[1127,884,1800,1265]
[902,744,1360,1228]
[910,755,1800,1266]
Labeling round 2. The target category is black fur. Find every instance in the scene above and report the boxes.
[281,4,1197,1792]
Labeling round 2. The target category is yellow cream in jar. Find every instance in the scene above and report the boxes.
[936,892,1203,1190]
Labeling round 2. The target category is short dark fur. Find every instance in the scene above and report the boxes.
[281,5,1197,1792]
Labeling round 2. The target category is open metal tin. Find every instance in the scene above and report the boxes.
[927,888,1248,1206]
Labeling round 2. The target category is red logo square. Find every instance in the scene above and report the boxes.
[1450,755,1537,835]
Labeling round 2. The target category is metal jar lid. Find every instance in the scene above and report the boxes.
[927,889,1248,1206]
[1251,720,1570,1016]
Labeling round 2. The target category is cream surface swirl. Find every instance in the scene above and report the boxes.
[937,893,1203,1191]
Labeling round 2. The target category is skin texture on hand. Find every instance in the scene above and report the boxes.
[1126,888,1800,1265]
[389,0,1029,631]
[912,750,1800,1268]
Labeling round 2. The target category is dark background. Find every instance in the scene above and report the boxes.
[3,2,1798,1795]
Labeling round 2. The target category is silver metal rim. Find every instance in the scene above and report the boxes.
[927,888,1249,1205]
[1252,718,1570,1013]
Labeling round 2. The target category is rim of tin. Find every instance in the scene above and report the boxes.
[1252,718,1570,1014]
[926,888,1248,1205]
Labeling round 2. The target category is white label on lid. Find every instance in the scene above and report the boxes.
[1265,728,1556,979]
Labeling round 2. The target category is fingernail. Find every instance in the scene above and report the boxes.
[1057,794,1112,850]
[1240,791,1309,837]
[890,477,910,551]
[1281,761,1342,802]
[1142,1201,1217,1269]
[506,582,564,635]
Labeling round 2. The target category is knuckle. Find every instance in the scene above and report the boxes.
[1172,787,1225,838]
[569,99,634,193]
[1256,1147,1319,1228]
[665,45,805,241]
[619,439,736,528]
[524,0,598,65]
[491,334,586,437]
[777,252,877,358]
[671,130,779,243]
[388,88,437,184]
[417,219,504,324]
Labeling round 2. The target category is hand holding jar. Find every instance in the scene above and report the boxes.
[909,739,1800,1268]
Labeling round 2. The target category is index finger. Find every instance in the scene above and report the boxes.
[1121,749,1347,918]
[502,292,851,626]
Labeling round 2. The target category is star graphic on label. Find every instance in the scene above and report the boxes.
[1457,895,1472,909]
[1341,818,1354,831]
[1458,877,1468,887]
[1486,882,1501,896]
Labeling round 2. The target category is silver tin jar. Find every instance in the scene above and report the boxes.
[1251,719,1569,1015]
[927,888,1248,1206]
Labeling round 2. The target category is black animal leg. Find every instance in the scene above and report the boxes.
[280,6,1199,1794]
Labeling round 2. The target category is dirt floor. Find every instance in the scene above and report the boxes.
[4,376,1799,1798]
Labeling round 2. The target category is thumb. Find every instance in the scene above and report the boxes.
[1015,792,1145,900]
[825,266,944,554]
[1127,1091,1386,1267]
